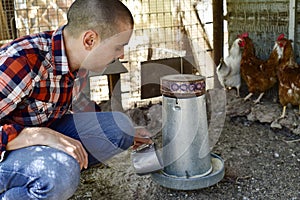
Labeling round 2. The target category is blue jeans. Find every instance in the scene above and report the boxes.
[0,112,134,200]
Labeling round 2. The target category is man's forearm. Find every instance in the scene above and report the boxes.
[6,127,58,150]
[6,126,89,169]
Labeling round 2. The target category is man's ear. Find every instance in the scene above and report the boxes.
[83,30,99,50]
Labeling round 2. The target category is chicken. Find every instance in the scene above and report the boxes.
[216,37,244,97]
[239,33,281,103]
[276,36,300,118]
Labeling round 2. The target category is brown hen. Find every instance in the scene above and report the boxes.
[276,37,300,118]
[239,33,281,103]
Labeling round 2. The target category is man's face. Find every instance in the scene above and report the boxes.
[80,25,133,73]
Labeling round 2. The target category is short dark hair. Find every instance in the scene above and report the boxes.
[64,0,134,38]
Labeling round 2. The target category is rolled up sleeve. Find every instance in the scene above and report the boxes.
[0,123,24,161]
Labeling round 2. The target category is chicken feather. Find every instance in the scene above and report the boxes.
[216,37,243,97]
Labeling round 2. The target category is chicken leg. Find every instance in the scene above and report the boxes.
[253,93,264,104]
[243,93,253,101]
[280,106,287,119]
[235,88,240,97]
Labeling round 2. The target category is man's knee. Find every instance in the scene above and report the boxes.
[38,146,80,199]
[27,146,81,199]
[0,146,80,200]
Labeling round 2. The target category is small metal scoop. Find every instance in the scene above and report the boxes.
[131,143,163,175]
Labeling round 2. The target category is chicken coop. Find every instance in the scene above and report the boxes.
[0,0,298,110]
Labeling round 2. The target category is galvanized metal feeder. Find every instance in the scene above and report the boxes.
[151,74,224,190]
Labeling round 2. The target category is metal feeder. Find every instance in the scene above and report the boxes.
[151,74,224,190]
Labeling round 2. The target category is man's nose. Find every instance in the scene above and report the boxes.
[118,54,124,59]
[117,47,125,59]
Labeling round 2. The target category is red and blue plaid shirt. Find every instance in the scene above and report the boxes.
[0,26,99,161]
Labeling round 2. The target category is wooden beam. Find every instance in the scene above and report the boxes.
[212,0,223,64]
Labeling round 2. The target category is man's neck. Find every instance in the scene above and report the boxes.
[62,29,82,72]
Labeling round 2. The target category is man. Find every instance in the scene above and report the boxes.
[0,0,151,199]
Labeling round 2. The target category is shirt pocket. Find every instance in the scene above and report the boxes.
[12,99,56,125]
[27,100,56,124]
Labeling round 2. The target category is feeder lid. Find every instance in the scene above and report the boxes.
[160,74,206,98]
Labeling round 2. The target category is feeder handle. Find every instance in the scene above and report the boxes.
[132,143,155,153]
[133,126,154,150]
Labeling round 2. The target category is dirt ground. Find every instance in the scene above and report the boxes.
[69,89,300,200]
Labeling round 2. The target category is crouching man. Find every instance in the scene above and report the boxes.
[0,0,151,199]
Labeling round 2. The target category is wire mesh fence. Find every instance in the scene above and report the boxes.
[122,0,215,109]
[14,0,70,36]
[0,0,16,43]
[226,0,290,60]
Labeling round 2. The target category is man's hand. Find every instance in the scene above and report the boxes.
[7,127,88,170]
[132,127,153,150]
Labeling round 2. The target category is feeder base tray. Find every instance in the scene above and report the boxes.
[151,153,225,190]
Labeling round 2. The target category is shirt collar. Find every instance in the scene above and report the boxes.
[51,25,71,76]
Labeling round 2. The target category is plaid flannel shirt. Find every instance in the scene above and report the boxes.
[0,26,100,161]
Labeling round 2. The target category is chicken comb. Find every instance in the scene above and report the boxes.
[241,32,249,38]
[277,33,285,41]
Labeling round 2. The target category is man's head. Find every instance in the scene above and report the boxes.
[63,0,134,72]
[65,0,134,40]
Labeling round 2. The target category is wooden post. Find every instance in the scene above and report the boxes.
[213,0,223,88]
[107,74,121,101]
